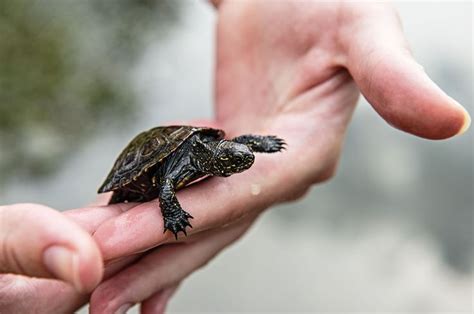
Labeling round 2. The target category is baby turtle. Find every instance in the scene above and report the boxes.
[98,125,285,238]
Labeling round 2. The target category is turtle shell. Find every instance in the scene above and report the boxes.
[98,125,224,193]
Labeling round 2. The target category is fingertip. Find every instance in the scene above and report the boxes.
[76,241,104,293]
[404,93,470,140]
[354,53,468,140]
[41,227,104,293]
[58,212,105,292]
[92,203,167,261]
[455,104,471,136]
[342,7,469,141]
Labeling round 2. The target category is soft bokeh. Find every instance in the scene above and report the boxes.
[1,1,472,312]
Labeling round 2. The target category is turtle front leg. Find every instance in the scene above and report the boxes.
[158,178,193,239]
[232,135,286,153]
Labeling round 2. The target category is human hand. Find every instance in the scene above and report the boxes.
[87,1,470,312]
[88,204,256,313]
[0,203,103,312]
[0,201,160,313]
[0,199,252,313]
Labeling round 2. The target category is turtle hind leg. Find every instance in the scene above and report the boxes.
[163,209,193,239]
[159,179,193,239]
[108,189,145,205]
[109,191,124,204]
[232,135,286,153]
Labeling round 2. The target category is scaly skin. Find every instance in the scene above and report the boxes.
[156,133,285,239]
[233,135,286,153]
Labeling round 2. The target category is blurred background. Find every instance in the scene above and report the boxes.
[0,1,472,312]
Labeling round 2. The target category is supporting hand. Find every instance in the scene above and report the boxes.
[0,203,103,312]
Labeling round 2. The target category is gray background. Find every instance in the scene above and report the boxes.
[1,1,472,312]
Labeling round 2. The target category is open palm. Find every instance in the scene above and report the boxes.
[86,3,469,313]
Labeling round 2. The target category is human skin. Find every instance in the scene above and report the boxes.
[88,2,470,312]
[0,1,470,313]
[0,204,103,312]
[0,201,254,313]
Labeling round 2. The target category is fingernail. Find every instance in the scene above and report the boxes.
[115,303,133,314]
[457,107,471,135]
[43,245,82,292]
[449,99,471,136]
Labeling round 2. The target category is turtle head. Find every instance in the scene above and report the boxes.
[210,140,255,177]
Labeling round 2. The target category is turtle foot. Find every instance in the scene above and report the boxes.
[232,135,286,153]
[163,210,193,239]
[263,136,286,153]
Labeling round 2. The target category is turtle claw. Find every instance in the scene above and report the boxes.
[265,136,286,153]
[164,210,193,239]
[232,134,287,153]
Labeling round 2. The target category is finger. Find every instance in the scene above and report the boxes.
[0,274,88,313]
[341,4,470,139]
[140,284,179,314]
[65,204,141,273]
[92,153,282,260]
[103,254,143,279]
[89,218,254,314]
[65,202,134,234]
[0,204,103,292]
[0,203,142,313]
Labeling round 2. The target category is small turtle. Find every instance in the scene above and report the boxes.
[98,125,285,238]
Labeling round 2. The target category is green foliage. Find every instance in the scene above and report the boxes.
[0,0,180,183]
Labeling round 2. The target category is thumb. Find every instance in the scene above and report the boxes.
[343,4,470,139]
[0,203,103,293]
